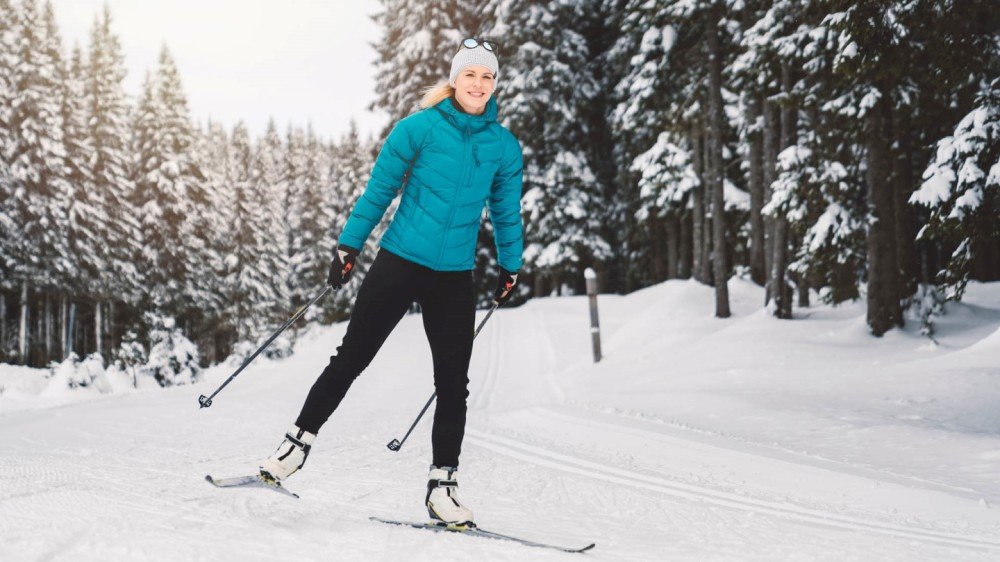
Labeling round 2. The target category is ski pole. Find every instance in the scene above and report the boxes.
[387,301,500,451]
[198,285,333,409]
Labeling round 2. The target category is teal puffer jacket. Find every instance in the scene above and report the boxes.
[338,95,524,273]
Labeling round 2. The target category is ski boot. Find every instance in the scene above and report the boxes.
[259,425,316,482]
[426,465,475,529]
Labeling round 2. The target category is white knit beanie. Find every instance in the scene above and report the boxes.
[449,45,499,87]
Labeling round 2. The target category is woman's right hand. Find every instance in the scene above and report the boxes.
[327,246,360,288]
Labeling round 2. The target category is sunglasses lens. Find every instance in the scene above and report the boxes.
[482,41,495,52]
[463,38,478,49]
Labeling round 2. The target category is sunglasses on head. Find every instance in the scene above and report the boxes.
[462,37,499,55]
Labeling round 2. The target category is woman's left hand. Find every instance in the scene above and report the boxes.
[493,269,518,305]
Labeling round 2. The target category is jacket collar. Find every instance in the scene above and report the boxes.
[435,95,498,134]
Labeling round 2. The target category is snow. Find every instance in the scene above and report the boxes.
[3,280,1000,560]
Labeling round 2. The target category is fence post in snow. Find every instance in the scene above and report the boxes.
[585,268,602,363]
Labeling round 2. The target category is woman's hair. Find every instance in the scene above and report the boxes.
[420,79,454,109]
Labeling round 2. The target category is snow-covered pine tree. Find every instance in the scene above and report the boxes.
[0,1,13,359]
[6,0,73,364]
[604,0,683,290]
[85,6,141,342]
[61,44,101,302]
[282,125,309,309]
[251,118,291,325]
[488,0,609,298]
[131,43,209,339]
[192,119,233,360]
[131,71,170,308]
[290,125,335,320]
[153,45,212,335]
[911,79,1000,301]
[224,122,263,343]
[327,120,375,320]
[821,0,998,335]
[370,0,465,129]
[739,1,867,308]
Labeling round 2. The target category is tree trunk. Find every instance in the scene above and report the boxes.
[762,98,779,303]
[706,4,730,317]
[690,123,705,284]
[797,275,810,307]
[68,302,76,357]
[679,210,692,279]
[651,217,667,282]
[19,281,29,364]
[95,300,103,358]
[772,63,797,319]
[866,95,903,336]
[108,300,117,357]
[747,93,766,286]
[1,292,6,360]
[533,273,548,299]
[61,296,68,360]
[45,293,52,362]
[893,109,918,300]
[665,213,680,279]
[701,126,714,285]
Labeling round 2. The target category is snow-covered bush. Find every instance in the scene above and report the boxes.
[48,352,111,392]
[227,333,294,367]
[114,330,148,388]
[142,313,201,387]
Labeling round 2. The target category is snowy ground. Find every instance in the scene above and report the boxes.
[2,279,1000,561]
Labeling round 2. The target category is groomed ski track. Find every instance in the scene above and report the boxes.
[3,280,1000,561]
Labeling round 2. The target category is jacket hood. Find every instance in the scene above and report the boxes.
[435,95,498,134]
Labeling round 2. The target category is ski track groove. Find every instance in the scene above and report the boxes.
[472,309,502,412]
[464,426,1000,553]
[530,306,565,402]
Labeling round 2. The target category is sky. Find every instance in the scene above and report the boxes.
[49,0,389,142]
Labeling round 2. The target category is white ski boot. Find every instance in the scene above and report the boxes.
[426,465,474,527]
[259,425,316,482]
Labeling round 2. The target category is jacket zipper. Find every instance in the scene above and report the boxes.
[435,123,474,268]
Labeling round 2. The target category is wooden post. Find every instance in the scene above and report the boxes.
[585,268,602,363]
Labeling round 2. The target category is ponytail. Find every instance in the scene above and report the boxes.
[420,80,454,109]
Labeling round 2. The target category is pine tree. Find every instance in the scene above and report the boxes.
[821,0,998,335]
[193,119,233,359]
[86,6,141,307]
[370,0,465,128]
[131,45,206,320]
[62,44,101,297]
[911,79,1000,300]
[489,0,609,297]
[224,122,260,342]
[328,120,376,319]
[3,0,75,364]
[289,125,335,318]
[6,0,71,289]
[0,2,16,250]
[252,118,291,324]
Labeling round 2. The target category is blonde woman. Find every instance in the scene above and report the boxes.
[259,39,523,527]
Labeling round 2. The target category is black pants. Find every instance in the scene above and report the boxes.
[295,248,475,468]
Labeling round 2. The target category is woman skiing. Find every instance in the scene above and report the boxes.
[258,39,523,527]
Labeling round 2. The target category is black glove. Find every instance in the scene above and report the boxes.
[327,245,360,288]
[493,268,518,305]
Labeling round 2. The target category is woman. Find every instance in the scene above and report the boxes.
[258,39,523,527]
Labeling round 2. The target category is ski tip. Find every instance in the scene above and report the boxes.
[579,543,596,552]
[204,474,215,484]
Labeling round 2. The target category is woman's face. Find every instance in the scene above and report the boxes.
[453,65,495,115]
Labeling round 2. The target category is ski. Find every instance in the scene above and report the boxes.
[369,516,595,554]
[204,473,300,499]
